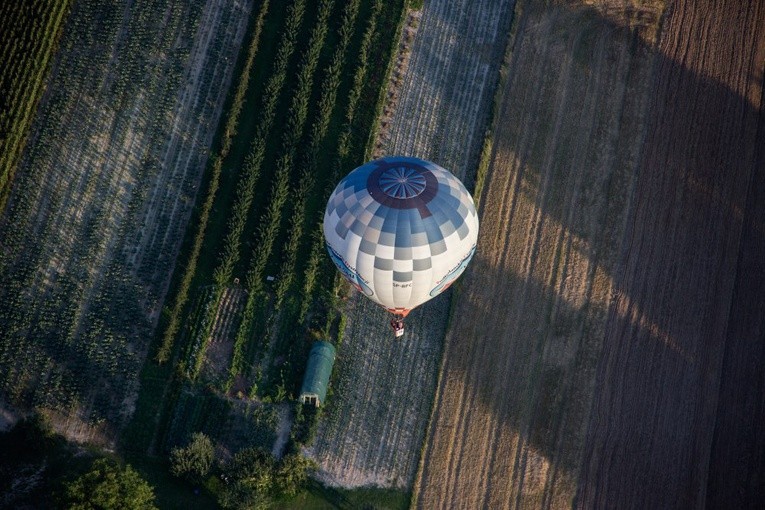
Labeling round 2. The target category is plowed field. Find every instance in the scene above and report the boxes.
[577,0,765,507]
[415,0,765,508]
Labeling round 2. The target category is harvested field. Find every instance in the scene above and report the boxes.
[577,0,765,507]
[415,0,765,508]
[308,0,514,489]
[0,0,252,443]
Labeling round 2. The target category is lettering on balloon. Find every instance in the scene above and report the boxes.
[326,243,374,296]
[429,244,477,297]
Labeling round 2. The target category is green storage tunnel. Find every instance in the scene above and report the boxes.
[299,341,336,407]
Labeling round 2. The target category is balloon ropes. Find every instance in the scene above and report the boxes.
[323,156,479,334]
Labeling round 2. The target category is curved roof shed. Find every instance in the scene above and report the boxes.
[299,341,336,407]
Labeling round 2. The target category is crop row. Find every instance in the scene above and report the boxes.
[248,0,405,401]
[274,0,363,313]
[237,0,398,400]
[225,0,338,387]
[0,0,71,209]
[156,0,272,364]
[298,0,383,326]
[186,0,311,379]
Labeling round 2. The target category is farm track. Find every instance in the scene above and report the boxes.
[0,0,252,443]
[309,0,515,489]
[416,0,765,508]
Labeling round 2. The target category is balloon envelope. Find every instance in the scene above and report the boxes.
[323,156,478,316]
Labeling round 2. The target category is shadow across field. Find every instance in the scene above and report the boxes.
[416,1,765,508]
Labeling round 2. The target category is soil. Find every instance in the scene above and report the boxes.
[203,287,247,383]
[577,0,765,507]
[414,0,765,508]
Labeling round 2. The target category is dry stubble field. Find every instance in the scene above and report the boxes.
[416,0,765,508]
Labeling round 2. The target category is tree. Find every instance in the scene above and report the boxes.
[0,413,66,508]
[61,458,157,510]
[169,432,214,483]
[0,412,58,465]
[273,452,314,497]
[217,447,274,510]
[216,447,315,508]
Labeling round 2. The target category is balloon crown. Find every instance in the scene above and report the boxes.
[378,166,427,198]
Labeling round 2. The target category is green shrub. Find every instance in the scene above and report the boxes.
[60,458,157,510]
[169,432,214,484]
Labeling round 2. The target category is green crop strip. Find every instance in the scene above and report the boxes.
[156,0,272,364]
[186,0,308,379]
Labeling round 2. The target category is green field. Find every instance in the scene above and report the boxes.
[123,0,406,496]
[0,0,407,505]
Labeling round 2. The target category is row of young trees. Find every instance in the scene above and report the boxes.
[272,0,363,313]
[298,0,384,327]
[226,0,339,386]
[156,0,273,364]
[186,0,311,379]
[248,0,391,399]
[241,0,399,390]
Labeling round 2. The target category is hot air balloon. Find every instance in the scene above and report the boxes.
[323,156,479,336]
